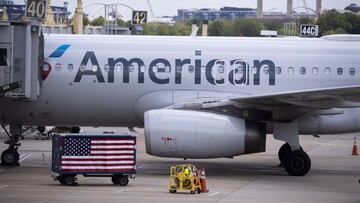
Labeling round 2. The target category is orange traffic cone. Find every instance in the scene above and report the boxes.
[199,168,208,193]
[352,137,359,156]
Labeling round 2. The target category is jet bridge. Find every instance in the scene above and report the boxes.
[0,19,44,101]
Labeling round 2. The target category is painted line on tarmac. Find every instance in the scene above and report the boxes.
[0,185,8,189]
[116,188,131,193]
[208,192,220,196]
[19,154,32,162]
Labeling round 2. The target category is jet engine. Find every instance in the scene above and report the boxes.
[144,109,266,159]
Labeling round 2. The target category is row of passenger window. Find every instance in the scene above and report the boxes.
[262,66,356,76]
[54,63,357,76]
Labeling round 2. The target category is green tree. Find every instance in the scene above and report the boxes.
[90,16,105,26]
[317,10,351,35]
[233,19,264,36]
[83,16,90,26]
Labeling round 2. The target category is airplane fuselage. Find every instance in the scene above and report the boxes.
[0,35,360,134]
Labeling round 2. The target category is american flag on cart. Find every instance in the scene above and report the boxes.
[61,136,136,173]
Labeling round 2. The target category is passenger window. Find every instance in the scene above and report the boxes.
[165,66,171,73]
[176,66,182,73]
[104,64,110,72]
[337,68,343,75]
[80,65,86,72]
[288,67,294,75]
[188,65,195,73]
[92,65,98,72]
[324,67,331,75]
[55,63,62,71]
[218,65,225,74]
[252,67,257,74]
[201,66,206,73]
[350,68,356,75]
[67,64,74,71]
[129,65,135,72]
[312,67,318,74]
[276,67,282,74]
[263,66,269,74]
[116,64,123,72]
[300,67,306,75]
[140,65,146,73]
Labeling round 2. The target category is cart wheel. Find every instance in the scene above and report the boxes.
[62,175,76,186]
[169,189,176,193]
[190,190,195,194]
[197,189,201,194]
[112,175,129,186]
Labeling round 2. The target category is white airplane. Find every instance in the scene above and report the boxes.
[1,34,360,176]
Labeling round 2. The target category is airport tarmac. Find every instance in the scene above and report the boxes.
[0,127,359,203]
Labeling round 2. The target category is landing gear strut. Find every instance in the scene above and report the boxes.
[273,122,311,176]
[1,125,21,166]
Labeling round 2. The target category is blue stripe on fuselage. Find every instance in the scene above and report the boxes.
[49,44,71,58]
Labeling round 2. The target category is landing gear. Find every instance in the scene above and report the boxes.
[277,143,310,176]
[282,150,311,176]
[273,122,311,176]
[1,124,21,166]
[278,143,303,165]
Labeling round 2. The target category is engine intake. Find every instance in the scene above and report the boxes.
[144,109,266,159]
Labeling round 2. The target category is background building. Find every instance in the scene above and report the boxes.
[176,7,256,22]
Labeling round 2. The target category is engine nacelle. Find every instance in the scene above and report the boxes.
[144,109,266,159]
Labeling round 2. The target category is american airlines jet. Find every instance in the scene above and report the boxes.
[0,34,360,176]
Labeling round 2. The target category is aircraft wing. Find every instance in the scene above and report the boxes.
[169,85,360,121]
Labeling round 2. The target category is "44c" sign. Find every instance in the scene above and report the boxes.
[300,24,319,38]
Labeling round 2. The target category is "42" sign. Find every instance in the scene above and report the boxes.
[26,0,48,19]
[300,24,319,38]
[132,11,147,25]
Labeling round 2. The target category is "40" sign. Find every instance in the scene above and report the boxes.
[26,0,48,19]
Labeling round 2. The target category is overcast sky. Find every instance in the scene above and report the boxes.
[14,0,360,19]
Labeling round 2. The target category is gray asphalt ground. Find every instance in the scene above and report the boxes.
[0,127,359,203]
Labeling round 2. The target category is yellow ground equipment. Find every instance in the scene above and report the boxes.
[168,164,201,194]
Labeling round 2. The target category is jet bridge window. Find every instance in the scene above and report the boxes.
[337,68,343,75]
[0,48,7,66]
[350,68,356,75]
[300,67,306,75]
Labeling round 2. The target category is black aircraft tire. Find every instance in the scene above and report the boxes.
[1,149,19,165]
[278,143,304,163]
[278,143,291,163]
[283,150,311,176]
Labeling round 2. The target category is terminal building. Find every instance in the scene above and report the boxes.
[176,7,257,21]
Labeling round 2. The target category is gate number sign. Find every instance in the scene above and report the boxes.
[26,0,47,19]
[300,24,319,37]
[132,11,147,25]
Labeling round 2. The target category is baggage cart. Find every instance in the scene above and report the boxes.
[50,133,136,186]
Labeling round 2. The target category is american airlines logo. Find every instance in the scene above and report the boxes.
[50,46,276,86]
